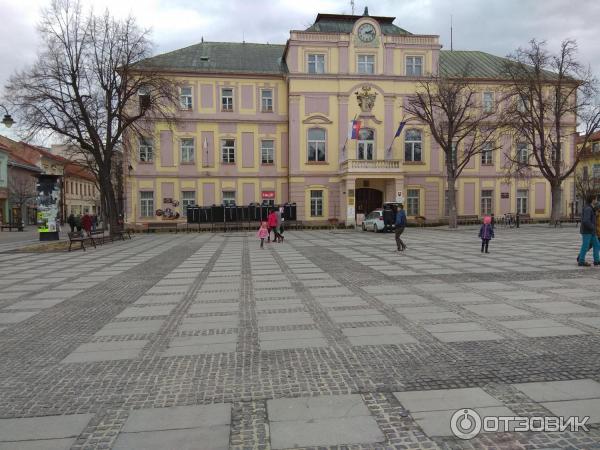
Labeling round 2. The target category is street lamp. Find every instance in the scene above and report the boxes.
[0,105,15,128]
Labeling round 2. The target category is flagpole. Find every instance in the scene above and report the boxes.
[342,113,358,158]
[386,115,406,156]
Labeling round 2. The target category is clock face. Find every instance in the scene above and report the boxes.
[358,23,376,42]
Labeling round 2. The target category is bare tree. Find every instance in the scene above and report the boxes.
[404,72,502,228]
[8,172,38,222]
[502,39,600,224]
[575,168,600,206]
[4,0,178,232]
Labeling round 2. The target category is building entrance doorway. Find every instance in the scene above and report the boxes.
[356,187,383,216]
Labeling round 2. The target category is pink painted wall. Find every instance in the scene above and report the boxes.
[289,100,300,171]
[463,182,475,214]
[535,182,546,213]
[384,100,394,159]
[281,182,288,203]
[384,47,394,75]
[281,132,288,168]
[339,44,349,73]
[338,98,348,162]
[176,122,195,132]
[259,124,276,135]
[219,123,237,134]
[500,183,510,213]
[431,141,440,172]
[287,46,298,72]
[160,131,173,167]
[201,131,214,167]
[203,183,215,205]
[242,85,254,109]
[161,182,174,206]
[501,134,511,168]
[242,132,254,168]
[243,182,255,204]
[305,96,329,115]
[201,84,213,108]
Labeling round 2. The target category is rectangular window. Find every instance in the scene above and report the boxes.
[481,142,493,165]
[483,92,494,113]
[307,128,326,162]
[307,54,325,74]
[139,137,153,162]
[180,87,193,109]
[406,56,423,76]
[357,55,375,74]
[310,190,323,217]
[221,139,235,163]
[592,142,599,153]
[517,189,528,214]
[140,191,154,217]
[261,89,273,112]
[182,191,195,215]
[180,138,194,163]
[592,164,600,179]
[221,88,233,111]
[517,142,529,164]
[261,140,274,164]
[517,96,527,113]
[406,189,420,216]
[481,190,493,215]
[404,129,422,162]
[222,191,236,206]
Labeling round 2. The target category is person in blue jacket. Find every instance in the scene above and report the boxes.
[577,197,600,267]
[395,204,407,251]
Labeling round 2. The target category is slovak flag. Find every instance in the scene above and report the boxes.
[395,121,407,137]
[348,120,362,139]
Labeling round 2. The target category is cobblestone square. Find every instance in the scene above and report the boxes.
[0,226,599,449]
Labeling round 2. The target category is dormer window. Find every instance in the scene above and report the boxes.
[406,56,423,76]
[307,54,325,74]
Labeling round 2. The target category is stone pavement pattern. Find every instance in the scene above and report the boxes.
[0,226,599,449]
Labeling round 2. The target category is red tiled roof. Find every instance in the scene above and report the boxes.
[576,131,600,144]
[64,162,96,182]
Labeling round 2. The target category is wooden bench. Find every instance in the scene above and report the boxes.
[89,228,108,244]
[68,231,96,251]
[457,215,479,225]
[518,213,532,224]
[1,222,24,231]
[111,224,132,240]
[147,222,178,233]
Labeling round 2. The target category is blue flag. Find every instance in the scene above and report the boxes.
[395,121,407,138]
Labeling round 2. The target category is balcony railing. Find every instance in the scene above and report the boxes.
[339,159,401,173]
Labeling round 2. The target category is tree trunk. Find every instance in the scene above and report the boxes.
[448,174,458,228]
[550,183,563,225]
[98,166,119,233]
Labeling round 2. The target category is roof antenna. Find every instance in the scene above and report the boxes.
[201,36,204,43]
[350,0,355,15]
[363,6,369,16]
[450,15,453,51]
[242,30,245,44]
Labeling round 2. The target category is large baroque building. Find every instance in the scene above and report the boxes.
[125,10,576,225]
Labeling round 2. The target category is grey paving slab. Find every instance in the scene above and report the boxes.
[411,406,514,437]
[116,305,176,318]
[497,291,552,300]
[188,302,239,314]
[541,399,600,424]
[94,320,164,336]
[433,292,494,303]
[0,311,38,324]
[548,288,598,298]
[394,387,503,412]
[257,312,314,326]
[72,340,148,352]
[461,281,515,291]
[347,333,417,345]
[31,290,82,300]
[4,299,64,310]
[464,303,531,317]
[315,297,367,307]
[309,287,354,297]
[571,317,600,328]
[170,334,237,346]
[122,403,230,431]
[375,294,430,305]
[0,414,93,441]
[0,438,76,450]
[433,330,505,342]
[134,294,185,304]
[528,301,597,314]
[516,326,586,337]
[163,342,236,356]
[112,426,230,450]
[513,379,600,402]
[423,322,486,333]
[259,329,324,341]
[261,337,328,350]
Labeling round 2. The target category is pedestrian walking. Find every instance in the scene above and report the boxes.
[479,216,495,253]
[67,213,76,232]
[275,207,284,243]
[395,204,407,251]
[577,198,600,267]
[82,213,92,234]
[257,221,269,249]
[75,214,82,232]
[91,214,98,231]
[267,209,278,243]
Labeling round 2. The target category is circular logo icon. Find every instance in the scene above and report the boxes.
[450,408,482,440]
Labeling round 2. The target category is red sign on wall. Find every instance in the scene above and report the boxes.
[262,191,275,199]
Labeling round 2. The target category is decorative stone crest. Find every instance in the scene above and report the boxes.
[355,85,377,113]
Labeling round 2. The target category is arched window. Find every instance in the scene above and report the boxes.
[404,129,422,162]
[307,128,326,162]
[357,128,374,160]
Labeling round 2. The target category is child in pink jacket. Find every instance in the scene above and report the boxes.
[257,222,269,248]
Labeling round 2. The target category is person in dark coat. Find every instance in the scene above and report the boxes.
[75,214,82,232]
[577,198,600,267]
[67,213,76,232]
[91,215,97,231]
[479,216,495,253]
[394,204,407,251]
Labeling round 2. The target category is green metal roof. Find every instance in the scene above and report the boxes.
[439,50,559,80]
[134,42,287,75]
[305,13,411,35]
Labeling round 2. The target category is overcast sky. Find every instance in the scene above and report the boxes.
[1,0,599,143]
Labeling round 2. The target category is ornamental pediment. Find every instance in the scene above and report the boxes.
[302,114,333,124]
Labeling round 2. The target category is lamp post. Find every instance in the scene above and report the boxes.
[0,105,15,128]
